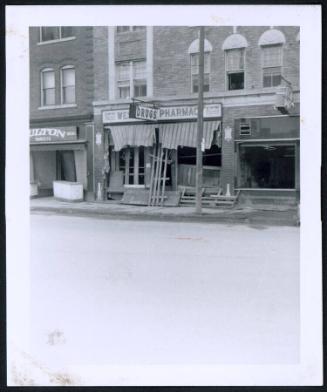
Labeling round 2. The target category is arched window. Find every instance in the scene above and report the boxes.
[258,29,286,88]
[222,34,248,91]
[40,68,55,106]
[188,38,212,93]
[61,65,76,104]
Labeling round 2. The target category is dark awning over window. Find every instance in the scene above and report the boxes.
[109,124,155,151]
[159,121,221,150]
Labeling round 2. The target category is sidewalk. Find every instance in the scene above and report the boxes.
[30,197,300,226]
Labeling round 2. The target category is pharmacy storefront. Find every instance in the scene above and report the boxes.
[100,102,222,199]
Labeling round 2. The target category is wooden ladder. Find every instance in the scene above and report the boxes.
[148,145,169,206]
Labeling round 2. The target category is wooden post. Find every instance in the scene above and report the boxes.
[134,147,139,185]
[196,26,205,214]
[124,149,130,185]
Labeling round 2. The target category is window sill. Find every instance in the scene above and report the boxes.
[37,37,76,45]
[38,104,77,110]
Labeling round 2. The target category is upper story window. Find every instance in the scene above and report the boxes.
[225,49,245,90]
[258,29,286,88]
[190,53,210,93]
[116,26,146,33]
[188,38,212,94]
[116,60,147,99]
[262,45,283,87]
[40,68,55,106]
[61,66,76,104]
[222,33,248,91]
[39,26,74,42]
[133,61,147,97]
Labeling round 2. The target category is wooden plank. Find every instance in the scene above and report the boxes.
[134,146,139,185]
[124,149,130,186]
[160,149,168,206]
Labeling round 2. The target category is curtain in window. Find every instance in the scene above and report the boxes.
[262,45,282,67]
[191,53,210,74]
[62,68,75,104]
[133,61,146,79]
[42,70,55,105]
[226,49,244,71]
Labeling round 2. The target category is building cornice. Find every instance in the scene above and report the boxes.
[92,87,300,110]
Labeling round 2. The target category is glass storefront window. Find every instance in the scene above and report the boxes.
[239,144,295,189]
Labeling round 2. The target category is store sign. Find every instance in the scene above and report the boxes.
[103,103,222,123]
[103,109,138,124]
[129,103,158,121]
[158,104,222,120]
[30,127,77,143]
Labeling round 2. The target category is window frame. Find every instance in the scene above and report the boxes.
[38,26,75,44]
[116,60,147,99]
[225,48,246,91]
[261,44,283,88]
[40,68,55,107]
[116,26,146,33]
[190,52,211,94]
[60,65,76,105]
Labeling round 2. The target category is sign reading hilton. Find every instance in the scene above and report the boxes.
[30,127,77,143]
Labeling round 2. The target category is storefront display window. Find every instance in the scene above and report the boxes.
[239,144,295,189]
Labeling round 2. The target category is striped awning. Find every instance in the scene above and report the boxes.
[159,121,220,150]
[108,124,156,151]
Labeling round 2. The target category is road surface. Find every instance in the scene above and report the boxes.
[25,213,299,382]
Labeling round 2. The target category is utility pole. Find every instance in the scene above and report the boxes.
[196,26,204,214]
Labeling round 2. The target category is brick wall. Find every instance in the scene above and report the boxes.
[153,26,300,97]
[93,27,109,102]
[29,26,94,121]
[115,28,146,61]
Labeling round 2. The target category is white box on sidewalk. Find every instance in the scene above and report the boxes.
[53,181,83,202]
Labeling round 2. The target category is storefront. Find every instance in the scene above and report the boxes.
[30,126,88,197]
[101,102,222,200]
[234,115,300,202]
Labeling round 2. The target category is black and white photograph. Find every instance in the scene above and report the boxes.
[5,4,322,386]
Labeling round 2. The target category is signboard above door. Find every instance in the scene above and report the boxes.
[103,103,222,123]
[30,126,77,143]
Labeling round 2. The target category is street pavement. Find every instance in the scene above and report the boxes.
[19,213,300,385]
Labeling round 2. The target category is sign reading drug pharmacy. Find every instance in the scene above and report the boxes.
[103,103,222,123]
[30,127,77,143]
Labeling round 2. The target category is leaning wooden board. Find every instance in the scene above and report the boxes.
[121,188,181,207]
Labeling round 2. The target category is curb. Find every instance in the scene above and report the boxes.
[30,206,299,227]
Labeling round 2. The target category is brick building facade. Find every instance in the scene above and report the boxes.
[30,26,300,205]
[29,26,95,199]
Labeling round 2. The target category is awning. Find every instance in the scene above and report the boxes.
[30,140,87,151]
[108,124,155,151]
[159,120,220,150]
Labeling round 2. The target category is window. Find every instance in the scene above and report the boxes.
[239,145,295,189]
[133,61,147,97]
[61,66,76,104]
[39,27,74,42]
[226,48,244,90]
[41,68,55,106]
[117,26,145,33]
[190,53,210,93]
[117,62,131,99]
[262,45,283,87]
[119,147,145,185]
[117,26,130,33]
[116,60,147,99]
